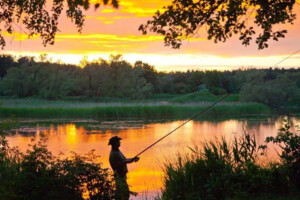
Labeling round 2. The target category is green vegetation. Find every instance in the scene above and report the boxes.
[0,53,298,119]
[169,91,240,103]
[0,98,270,118]
[169,91,218,103]
[0,54,300,109]
[160,122,300,200]
[0,121,115,200]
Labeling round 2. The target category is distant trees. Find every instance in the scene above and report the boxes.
[0,54,300,106]
[240,70,300,106]
[134,61,158,92]
[81,56,153,98]
[0,55,14,78]
[0,55,155,99]
[83,61,111,97]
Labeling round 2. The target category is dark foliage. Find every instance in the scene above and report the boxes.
[0,134,115,200]
[139,0,297,49]
[240,69,300,106]
[0,0,119,48]
[0,55,14,78]
[265,122,300,191]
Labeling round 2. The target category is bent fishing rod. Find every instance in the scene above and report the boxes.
[133,49,300,159]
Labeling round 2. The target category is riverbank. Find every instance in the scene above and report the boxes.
[0,98,272,118]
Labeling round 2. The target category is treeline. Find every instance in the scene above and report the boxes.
[0,54,300,105]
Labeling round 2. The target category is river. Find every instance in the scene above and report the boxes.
[4,115,300,199]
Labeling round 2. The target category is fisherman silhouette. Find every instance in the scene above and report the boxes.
[108,136,139,200]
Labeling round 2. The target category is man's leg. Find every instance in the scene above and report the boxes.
[115,175,130,200]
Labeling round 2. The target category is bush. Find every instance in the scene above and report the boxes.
[169,90,218,103]
[265,121,300,191]
[0,134,115,200]
[208,86,227,95]
[240,83,286,106]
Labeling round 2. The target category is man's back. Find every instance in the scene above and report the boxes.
[109,149,128,178]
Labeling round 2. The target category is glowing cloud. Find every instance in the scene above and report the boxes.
[2,1,300,70]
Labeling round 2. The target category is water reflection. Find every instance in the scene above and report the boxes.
[6,116,300,199]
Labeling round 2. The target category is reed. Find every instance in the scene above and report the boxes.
[0,102,270,118]
[159,125,300,200]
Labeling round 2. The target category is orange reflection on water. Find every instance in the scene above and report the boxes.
[6,117,299,198]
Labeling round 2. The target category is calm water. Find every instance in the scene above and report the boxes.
[4,116,300,199]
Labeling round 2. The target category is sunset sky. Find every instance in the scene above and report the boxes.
[2,0,300,71]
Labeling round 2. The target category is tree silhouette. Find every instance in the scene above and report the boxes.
[139,0,297,49]
[1,0,297,50]
[0,0,119,49]
[0,55,14,77]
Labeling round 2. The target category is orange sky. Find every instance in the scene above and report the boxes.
[2,0,300,71]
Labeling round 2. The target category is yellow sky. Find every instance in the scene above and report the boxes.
[2,0,300,71]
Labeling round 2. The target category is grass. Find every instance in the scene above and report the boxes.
[159,122,300,200]
[149,93,182,100]
[0,97,271,118]
[169,90,219,103]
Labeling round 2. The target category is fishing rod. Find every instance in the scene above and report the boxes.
[133,49,300,158]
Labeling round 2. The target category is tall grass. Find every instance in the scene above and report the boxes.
[159,122,300,200]
[0,102,270,118]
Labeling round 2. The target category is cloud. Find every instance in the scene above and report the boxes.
[101,9,116,13]
[3,32,38,41]
[3,1,300,70]
[110,0,169,17]
[55,33,165,42]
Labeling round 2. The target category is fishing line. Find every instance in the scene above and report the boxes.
[133,49,300,158]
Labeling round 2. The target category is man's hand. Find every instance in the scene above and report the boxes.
[127,157,140,163]
[132,157,140,162]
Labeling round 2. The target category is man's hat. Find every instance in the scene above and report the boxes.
[108,136,122,145]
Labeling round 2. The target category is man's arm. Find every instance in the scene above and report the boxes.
[125,157,140,163]
[111,151,139,165]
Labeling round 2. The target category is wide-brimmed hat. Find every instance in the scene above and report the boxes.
[108,136,122,145]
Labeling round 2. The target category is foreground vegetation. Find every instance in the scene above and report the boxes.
[0,124,115,200]
[0,54,300,107]
[160,122,300,200]
[1,116,299,199]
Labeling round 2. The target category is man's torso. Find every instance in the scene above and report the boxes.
[109,149,128,178]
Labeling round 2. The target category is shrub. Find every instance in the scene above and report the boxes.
[208,86,227,95]
[0,134,115,200]
[265,121,300,191]
[169,90,218,103]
